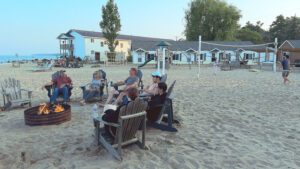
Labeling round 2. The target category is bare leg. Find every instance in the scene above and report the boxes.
[105,89,118,104]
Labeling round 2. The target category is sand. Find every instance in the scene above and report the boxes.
[0,63,300,169]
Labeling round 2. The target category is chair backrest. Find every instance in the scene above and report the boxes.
[161,74,168,83]
[115,98,148,143]
[166,80,176,98]
[98,69,107,79]
[51,71,61,81]
[1,78,22,100]
[137,69,143,81]
[155,80,176,124]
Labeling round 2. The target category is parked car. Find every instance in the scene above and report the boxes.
[295,59,300,67]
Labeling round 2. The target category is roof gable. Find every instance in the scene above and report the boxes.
[68,29,173,41]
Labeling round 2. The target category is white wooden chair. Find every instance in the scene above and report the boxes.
[0,78,32,110]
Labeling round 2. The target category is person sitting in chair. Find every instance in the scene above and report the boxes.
[102,87,139,137]
[80,71,103,105]
[140,71,162,97]
[50,70,72,104]
[146,82,167,123]
[104,68,139,105]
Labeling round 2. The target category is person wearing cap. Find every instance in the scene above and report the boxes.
[141,71,162,96]
[50,70,72,104]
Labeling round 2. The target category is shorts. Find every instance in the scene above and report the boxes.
[282,71,289,77]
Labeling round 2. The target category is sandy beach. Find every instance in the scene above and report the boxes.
[0,63,300,169]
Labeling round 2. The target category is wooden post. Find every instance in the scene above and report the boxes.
[198,36,201,79]
[273,38,278,72]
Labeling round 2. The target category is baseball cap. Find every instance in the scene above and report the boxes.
[151,71,162,77]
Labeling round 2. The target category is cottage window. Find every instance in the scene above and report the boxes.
[91,50,95,54]
[200,53,207,61]
[244,53,253,60]
[91,38,94,43]
[173,54,181,61]
[138,57,142,62]
[101,42,104,47]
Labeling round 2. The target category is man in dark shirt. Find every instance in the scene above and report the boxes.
[50,70,72,104]
[281,55,290,84]
[146,82,167,123]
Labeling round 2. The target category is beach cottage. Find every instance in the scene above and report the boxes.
[279,40,300,64]
[131,41,275,65]
[57,29,171,62]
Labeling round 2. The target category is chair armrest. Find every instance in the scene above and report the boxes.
[120,111,146,120]
[20,89,32,93]
[80,83,91,88]
[21,89,33,98]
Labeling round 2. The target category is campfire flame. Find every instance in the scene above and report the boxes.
[54,104,64,113]
[38,103,65,115]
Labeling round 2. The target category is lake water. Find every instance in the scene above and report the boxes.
[0,54,60,63]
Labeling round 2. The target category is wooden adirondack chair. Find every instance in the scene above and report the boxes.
[0,78,32,110]
[94,98,148,160]
[161,74,167,83]
[150,80,177,132]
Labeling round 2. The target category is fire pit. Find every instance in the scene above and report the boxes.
[24,104,71,126]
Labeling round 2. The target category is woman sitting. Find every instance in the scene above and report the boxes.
[146,82,168,123]
[80,71,103,105]
[102,87,139,137]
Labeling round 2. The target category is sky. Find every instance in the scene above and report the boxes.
[0,0,299,55]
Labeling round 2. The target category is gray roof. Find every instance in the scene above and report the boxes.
[132,41,263,51]
[57,33,74,39]
[67,29,173,41]
[288,40,300,48]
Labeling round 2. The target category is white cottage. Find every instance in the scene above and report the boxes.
[131,41,275,65]
[57,29,171,62]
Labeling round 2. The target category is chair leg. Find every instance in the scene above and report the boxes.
[117,120,123,159]
[142,115,146,148]
[168,100,174,128]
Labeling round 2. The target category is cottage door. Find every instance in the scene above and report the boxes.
[95,52,100,61]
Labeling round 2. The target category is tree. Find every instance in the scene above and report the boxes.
[100,0,121,53]
[184,0,241,41]
[236,28,263,44]
[286,15,300,40]
[269,15,288,43]
[244,21,264,33]
[241,21,270,42]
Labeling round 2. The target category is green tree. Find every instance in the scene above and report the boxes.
[241,21,270,42]
[286,15,300,40]
[269,15,288,43]
[184,0,241,41]
[100,0,121,52]
[236,28,263,44]
[244,21,264,33]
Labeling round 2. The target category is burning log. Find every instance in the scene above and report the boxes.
[38,103,64,115]
[54,104,64,113]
